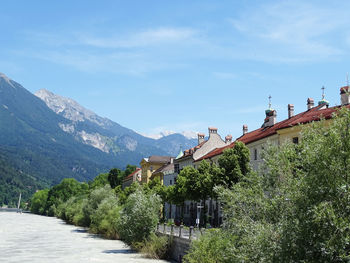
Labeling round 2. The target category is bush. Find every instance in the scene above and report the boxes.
[118,189,161,244]
[90,196,121,239]
[30,189,48,215]
[82,185,115,226]
[134,233,169,259]
[183,229,237,263]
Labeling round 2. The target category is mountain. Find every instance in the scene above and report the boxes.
[35,89,197,156]
[0,73,196,205]
[0,73,117,183]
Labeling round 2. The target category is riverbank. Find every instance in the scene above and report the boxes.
[0,211,169,263]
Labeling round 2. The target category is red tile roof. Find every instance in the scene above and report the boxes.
[196,143,234,162]
[123,168,141,182]
[197,103,350,162]
[238,103,346,145]
[176,140,207,160]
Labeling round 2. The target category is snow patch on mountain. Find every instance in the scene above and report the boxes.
[142,130,198,140]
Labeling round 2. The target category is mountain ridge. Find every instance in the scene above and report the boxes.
[35,88,197,156]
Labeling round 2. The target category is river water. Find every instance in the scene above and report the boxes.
[0,211,168,263]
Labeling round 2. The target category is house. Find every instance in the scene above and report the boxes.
[122,168,141,189]
[196,85,350,171]
[174,127,232,172]
[150,161,175,185]
[168,127,231,225]
[140,155,173,184]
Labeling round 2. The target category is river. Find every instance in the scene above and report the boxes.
[0,211,168,263]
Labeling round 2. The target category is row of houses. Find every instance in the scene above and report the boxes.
[123,84,350,225]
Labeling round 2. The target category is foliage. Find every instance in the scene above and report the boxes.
[124,164,137,178]
[45,178,88,216]
[186,108,350,262]
[218,141,251,187]
[118,188,161,244]
[81,185,115,226]
[107,168,123,189]
[134,233,169,259]
[115,182,140,205]
[0,151,48,207]
[89,173,109,189]
[90,195,121,239]
[30,189,49,214]
[184,229,237,263]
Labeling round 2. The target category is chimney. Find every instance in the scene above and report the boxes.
[208,127,218,137]
[340,86,350,105]
[307,98,314,110]
[288,104,294,118]
[243,124,248,135]
[263,109,277,127]
[225,135,232,144]
[197,133,205,145]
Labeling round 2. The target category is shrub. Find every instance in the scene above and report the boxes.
[90,196,121,239]
[30,189,49,215]
[118,189,161,244]
[134,233,169,259]
[183,229,237,263]
[82,185,115,226]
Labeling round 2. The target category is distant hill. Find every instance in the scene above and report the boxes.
[0,73,196,206]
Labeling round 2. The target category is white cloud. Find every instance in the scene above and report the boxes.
[229,1,349,62]
[78,27,196,48]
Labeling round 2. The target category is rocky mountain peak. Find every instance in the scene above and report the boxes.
[0,73,16,89]
[35,89,109,127]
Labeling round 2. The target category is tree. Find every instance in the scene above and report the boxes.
[124,164,137,177]
[218,141,250,187]
[118,189,161,244]
[30,189,49,215]
[45,178,88,216]
[185,108,350,262]
[107,168,123,189]
[89,173,109,189]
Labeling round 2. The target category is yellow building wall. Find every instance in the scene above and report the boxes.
[277,119,332,144]
[150,172,164,185]
[140,160,165,184]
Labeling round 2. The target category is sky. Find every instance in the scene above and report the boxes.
[2,0,350,139]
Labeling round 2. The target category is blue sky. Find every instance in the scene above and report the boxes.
[2,0,350,139]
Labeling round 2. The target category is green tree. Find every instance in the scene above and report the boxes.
[118,189,161,244]
[186,108,350,262]
[124,164,137,177]
[107,168,123,189]
[89,173,109,189]
[218,141,251,186]
[45,178,88,216]
[30,189,49,215]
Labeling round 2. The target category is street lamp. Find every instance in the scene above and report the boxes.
[196,201,204,227]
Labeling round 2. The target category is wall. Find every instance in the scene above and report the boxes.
[158,233,191,262]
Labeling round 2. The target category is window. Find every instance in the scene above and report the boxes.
[170,180,172,185]
[292,137,299,144]
[174,163,180,174]
[254,149,258,160]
